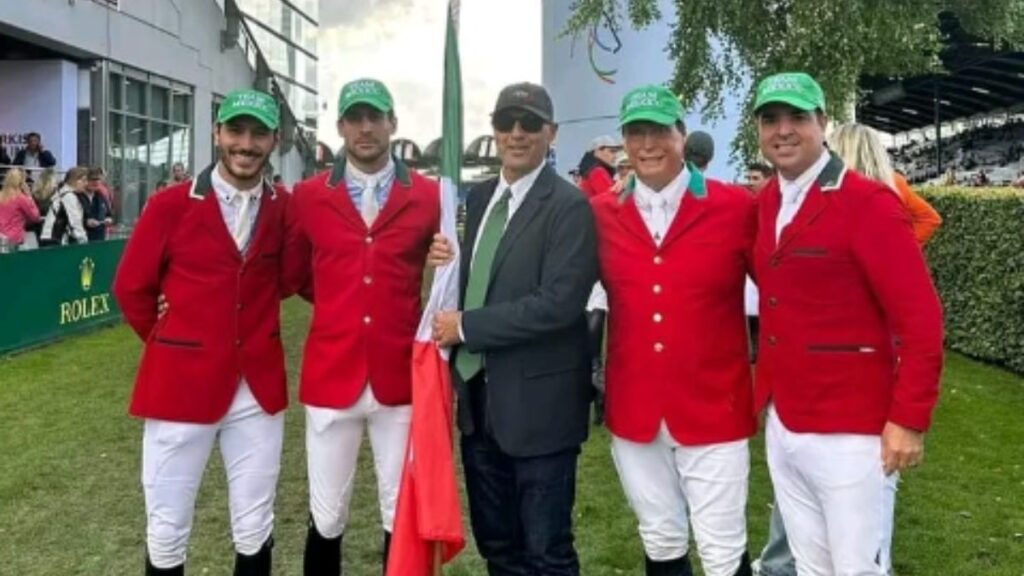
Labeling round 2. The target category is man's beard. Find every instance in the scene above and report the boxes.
[220,150,269,182]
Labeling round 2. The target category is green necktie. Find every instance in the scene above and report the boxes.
[456,187,512,380]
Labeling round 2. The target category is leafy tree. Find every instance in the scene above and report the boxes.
[565,0,1024,161]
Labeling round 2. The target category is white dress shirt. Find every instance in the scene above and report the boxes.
[470,160,545,266]
[211,164,263,253]
[775,150,830,242]
[345,157,395,225]
[632,165,689,246]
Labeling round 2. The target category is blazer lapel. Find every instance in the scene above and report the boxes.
[369,180,411,233]
[615,196,658,249]
[243,181,279,263]
[776,153,846,253]
[188,165,241,260]
[660,166,710,250]
[489,166,554,282]
[776,184,827,253]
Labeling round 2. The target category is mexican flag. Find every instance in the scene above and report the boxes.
[385,1,466,574]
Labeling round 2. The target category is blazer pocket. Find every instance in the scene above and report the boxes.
[261,252,281,259]
[790,247,829,257]
[154,337,202,349]
[808,344,876,353]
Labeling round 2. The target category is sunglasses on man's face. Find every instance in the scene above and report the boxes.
[492,112,546,134]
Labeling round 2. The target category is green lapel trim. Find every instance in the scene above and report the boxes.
[188,163,277,200]
[685,161,707,199]
[327,154,412,189]
[188,164,216,199]
[817,151,847,192]
[617,163,706,204]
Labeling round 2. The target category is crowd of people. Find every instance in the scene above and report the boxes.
[889,118,1024,185]
[0,163,115,251]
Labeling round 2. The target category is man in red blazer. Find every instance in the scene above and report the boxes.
[113,89,289,576]
[590,85,756,576]
[282,78,439,576]
[752,72,943,575]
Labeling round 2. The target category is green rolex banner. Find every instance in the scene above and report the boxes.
[0,241,126,355]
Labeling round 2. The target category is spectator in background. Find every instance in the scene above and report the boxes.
[83,167,114,242]
[39,166,89,246]
[24,168,60,248]
[742,161,772,367]
[683,130,715,172]
[0,146,10,169]
[0,168,41,248]
[830,123,942,246]
[577,134,621,198]
[615,151,632,182]
[745,162,773,193]
[13,132,57,172]
[271,174,288,195]
[171,161,188,183]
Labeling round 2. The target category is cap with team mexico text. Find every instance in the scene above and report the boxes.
[753,72,827,113]
[217,89,279,130]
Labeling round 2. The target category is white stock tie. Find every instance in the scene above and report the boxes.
[361,179,379,226]
[232,193,255,251]
[649,193,669,244]
[776,183,803,242]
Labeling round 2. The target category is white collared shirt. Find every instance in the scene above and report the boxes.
[632,165,689,246]
[345,156,396,214]
[470,160,546,264]
[775,150,830,242]
[211,164,263,252]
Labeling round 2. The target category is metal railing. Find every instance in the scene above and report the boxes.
[222,0,317,176]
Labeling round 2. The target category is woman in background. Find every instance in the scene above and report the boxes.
[830,123,942,245]
[39,166,89,246]
[0,167,42,249]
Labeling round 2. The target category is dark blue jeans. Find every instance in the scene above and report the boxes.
[461,430,580,576]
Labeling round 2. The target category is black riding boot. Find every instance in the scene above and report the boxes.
[303,515,342,576]
[233,536,273,576]
[644,553,694,576]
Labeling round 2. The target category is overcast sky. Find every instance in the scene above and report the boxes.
[316,0,541,150]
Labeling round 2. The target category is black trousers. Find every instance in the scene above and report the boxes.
[461,375,581,576]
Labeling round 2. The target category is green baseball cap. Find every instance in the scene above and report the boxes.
[619,85,684,127]
[338,78,394,117]
[217,89,279,130]
[754,72,826,113]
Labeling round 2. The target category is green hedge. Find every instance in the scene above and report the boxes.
[918,187,1024,374]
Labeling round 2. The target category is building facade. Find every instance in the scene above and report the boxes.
[0,0,317,222]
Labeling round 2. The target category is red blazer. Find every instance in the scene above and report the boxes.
[113,166,290,423]
[754,154,944,434]
[580,164,615,199]
[284,158,439,409]
[592,169,757,445]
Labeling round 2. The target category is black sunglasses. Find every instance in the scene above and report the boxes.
[492,111,546,134]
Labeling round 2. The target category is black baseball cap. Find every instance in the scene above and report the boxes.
[492,82,554,123]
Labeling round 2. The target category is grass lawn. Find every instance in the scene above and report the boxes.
[1,299,1022,575]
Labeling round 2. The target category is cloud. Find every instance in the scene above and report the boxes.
[316,0,540,150]
[318,0,415,29]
